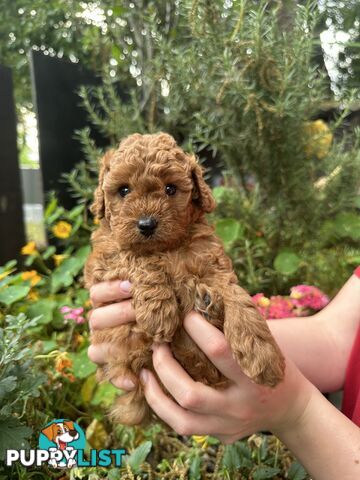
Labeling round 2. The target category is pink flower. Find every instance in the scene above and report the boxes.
[268,296,296,319]
[60,306,72,314]
[60,306,86,324]
[290,285,329,310]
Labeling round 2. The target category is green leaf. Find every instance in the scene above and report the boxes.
[51,269,74,292]
[112,6,126,16]
[259,436,268,460]
[75,288,90,304]
[252,465,280,480]
[68,204,85,220]
[236,441,252,459]
[26,299,57,324]
[75,245,91,263]
[287,461,307,480]
[345,254,360,265]
[215,218,244,245]
[212,186,227,201]
[40,340,58,354]
[50,245,91,292]
[222,444,241,471]
[0,377,17,402]
[189,453,201,480]
[274,251,301,275]
[107,469,121,480]
[70,349,97,379]
[334,212,360,240]
[47,206,65,225]
[0,417,32,460]
[124,441,152,474]
[0,285,30,306]
[3,260,17,271]
[44,195,58,219]
[91,382,118,407]
[42,245,56,260]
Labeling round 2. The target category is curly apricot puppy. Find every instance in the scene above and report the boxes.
[85,132,285,426]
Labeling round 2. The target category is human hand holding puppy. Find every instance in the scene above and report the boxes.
[88,281,360,480]
[88,280,315,443]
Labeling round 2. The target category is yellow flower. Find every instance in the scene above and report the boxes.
[21,241,37,255]
[304,119,333,160]
[290,290,302,300]
[27,290,40,301]
[258,296,271,307]
[53,254,68,266]
[21,270,41,286]
[192,435,208,449]
[52,221,72,239]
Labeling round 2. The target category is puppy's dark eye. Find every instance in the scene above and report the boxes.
[165,184,177,196]
[119,185,130,197]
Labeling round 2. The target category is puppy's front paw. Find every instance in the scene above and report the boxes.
[134,296,180,343]
[194,284,224,322]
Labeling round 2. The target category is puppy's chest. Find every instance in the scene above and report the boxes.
[98,248,216,285]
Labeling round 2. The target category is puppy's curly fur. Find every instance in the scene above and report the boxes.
[85,132,285,426]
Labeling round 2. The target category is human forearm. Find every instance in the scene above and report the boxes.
[267,273,360,392]
[273,388,360,480]
[267,315,342,392]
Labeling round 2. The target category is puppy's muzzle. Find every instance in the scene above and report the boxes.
[137,216,158,237]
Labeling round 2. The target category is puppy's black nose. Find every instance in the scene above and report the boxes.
[137,217,158,236]
[69,430,78,438]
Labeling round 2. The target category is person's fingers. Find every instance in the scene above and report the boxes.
[111,376,137,391]
[89,300,135,330]
[89,280,132,308]
[140,369,231,436]
[152,343,225,414]
[183,312,249,384]
[88,343,114,365]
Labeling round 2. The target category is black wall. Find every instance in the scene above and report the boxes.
[30,50,106,209]
[0,65,26,265]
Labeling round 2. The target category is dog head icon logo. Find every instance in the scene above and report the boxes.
[39,419,85,468]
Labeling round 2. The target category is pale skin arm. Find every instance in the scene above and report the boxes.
[267,274,360,392]
[88,274,360,480]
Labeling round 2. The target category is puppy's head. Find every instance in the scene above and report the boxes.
[91,132,215,252]
[41,421,78,443]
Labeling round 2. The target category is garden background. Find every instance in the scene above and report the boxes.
[0,1,360,479]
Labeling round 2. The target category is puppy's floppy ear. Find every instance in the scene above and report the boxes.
[90,149,114,219]
[41,423,57,442]
[191,158,216,213]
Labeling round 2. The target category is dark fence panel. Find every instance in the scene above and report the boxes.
[0,65,26,265]
[30,50,107,209]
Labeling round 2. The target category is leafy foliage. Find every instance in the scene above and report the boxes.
[0,313,45,460]
[71,0,360,295]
